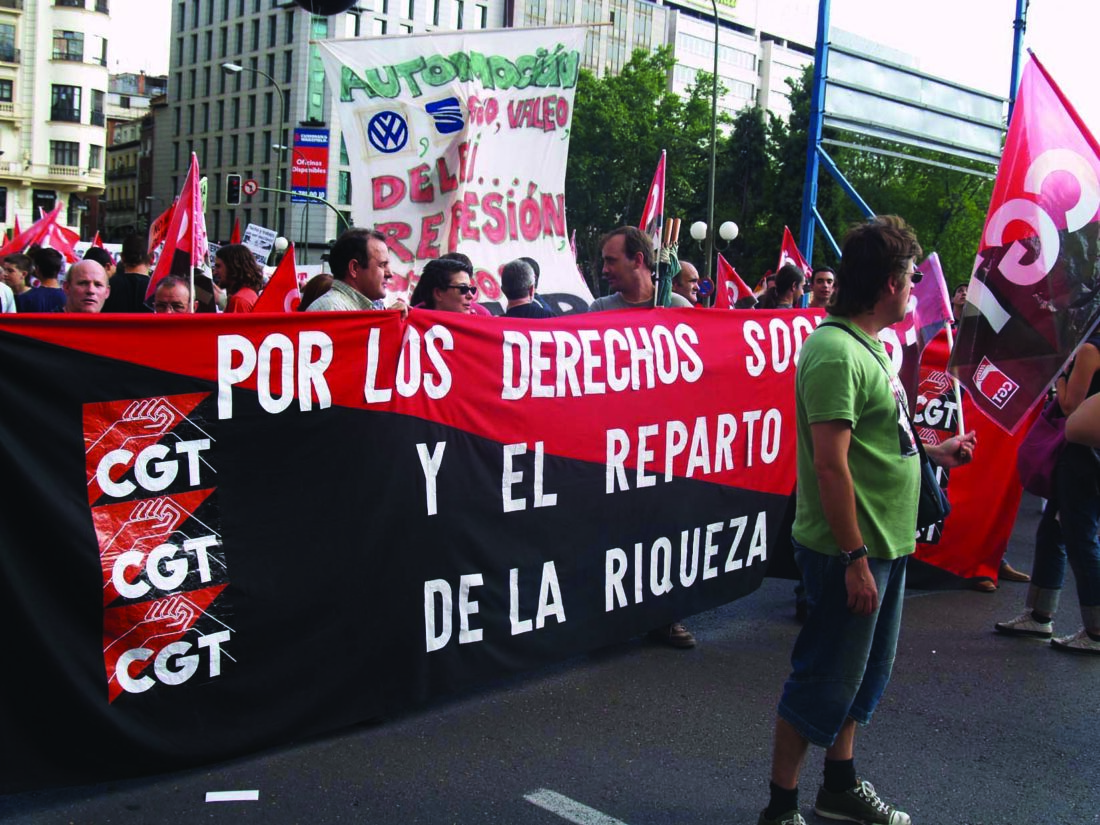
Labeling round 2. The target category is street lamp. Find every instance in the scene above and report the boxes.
[689,219,739,252]
[222,62,286,235]
[273,142,311,264]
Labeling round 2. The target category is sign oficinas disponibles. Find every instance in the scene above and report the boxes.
[317,28,592,308]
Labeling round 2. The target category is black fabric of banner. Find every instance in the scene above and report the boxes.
[0,312,791,792]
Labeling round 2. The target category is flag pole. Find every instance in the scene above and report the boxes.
[944,321,965,436]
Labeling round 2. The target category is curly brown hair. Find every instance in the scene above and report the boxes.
[216,244,264,294]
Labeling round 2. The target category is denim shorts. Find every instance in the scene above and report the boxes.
[778,540,908,748]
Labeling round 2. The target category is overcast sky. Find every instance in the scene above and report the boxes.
[110,0,1098,135]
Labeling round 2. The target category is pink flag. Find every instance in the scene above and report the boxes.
[145,154,209,301]
[776,226,812,278]
[948,54,1100,432]
[638,151,665,252]
[252,244,301,313]
[715,254,754,309]
[891,252,955,403]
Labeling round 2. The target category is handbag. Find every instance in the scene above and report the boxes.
[820,322,951,531]
[916,437,951,531]
[1016,399,1066,498]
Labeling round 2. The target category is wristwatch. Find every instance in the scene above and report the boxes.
[839,545,869,566]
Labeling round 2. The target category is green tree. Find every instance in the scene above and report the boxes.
[566,47,712,289]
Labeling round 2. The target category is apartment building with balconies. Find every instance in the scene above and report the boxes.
[0,0,112,239]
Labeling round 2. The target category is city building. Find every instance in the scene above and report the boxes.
[0,0,112,239]
[156,0,816,260]
[103,72,166,240]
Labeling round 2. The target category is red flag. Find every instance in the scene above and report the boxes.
[715,254,754,309]
[753,269,774,296]
[0,203,73,259]
[776,226,812,278]
[948,54,1100,433]
[230,216,241,245]
[145,154,209,301]
[12,214,20,237]
[638,151,665,252]
[252,244,301,313]
[147,199,177,254]
[92,231,104,248]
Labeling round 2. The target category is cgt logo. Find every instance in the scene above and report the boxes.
[973,356,1019,409]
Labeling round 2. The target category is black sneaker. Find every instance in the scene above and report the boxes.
[757,809,806,825]
[814,779,911,824]
[646,621,696,648]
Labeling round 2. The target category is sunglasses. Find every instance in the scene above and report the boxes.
[445,284,478,296]
[907,269,923,284]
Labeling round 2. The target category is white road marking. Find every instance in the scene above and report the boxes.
[524,789,630,825]
[205,790,259,802]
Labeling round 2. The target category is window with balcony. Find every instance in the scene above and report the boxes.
[95,0,109,11]
[53,31,84,62]
[0,80,11,103]
[51,85,81,123]
[0,189,7,224]
[0,24,14,64]
[50,141,80,168]
[56,0,85,7]
[88,145,102,170]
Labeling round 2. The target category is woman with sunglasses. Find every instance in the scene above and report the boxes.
[410,257,478,313]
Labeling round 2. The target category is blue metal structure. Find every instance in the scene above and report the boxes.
[798,0,1031,265]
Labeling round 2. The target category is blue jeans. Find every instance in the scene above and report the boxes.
[1030,443,1100,630]
[778,541,907,748]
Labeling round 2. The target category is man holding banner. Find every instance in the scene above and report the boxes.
[760,217,975,825]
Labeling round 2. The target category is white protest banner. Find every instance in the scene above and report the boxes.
[316,26,593,311]
[241,223,278,266]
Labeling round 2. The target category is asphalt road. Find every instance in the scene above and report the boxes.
[3,493,1096,825]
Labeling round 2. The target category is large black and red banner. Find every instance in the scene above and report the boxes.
[0,308,809,792]
[0,308,1033,792]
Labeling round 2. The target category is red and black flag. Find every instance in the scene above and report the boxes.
[145,153,209,302]
[949,54,1100,433]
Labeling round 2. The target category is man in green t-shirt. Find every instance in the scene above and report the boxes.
[758,217,977,825]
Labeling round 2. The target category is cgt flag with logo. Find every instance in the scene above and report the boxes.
[0,308,809,791]
[715,253,754,309]
[777,226,813,280]
[949,54,1100,433]
[316,27,592,313]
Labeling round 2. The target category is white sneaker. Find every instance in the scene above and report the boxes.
[1051,628,1100,655]
[995,611,1053,639]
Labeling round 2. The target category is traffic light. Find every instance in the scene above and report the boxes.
[225,174,242,206]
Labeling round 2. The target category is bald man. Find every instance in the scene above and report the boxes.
[672,260,701,306]
[62,260,110,314]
